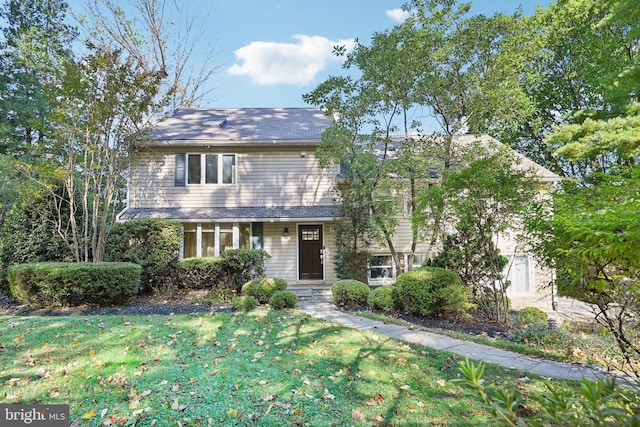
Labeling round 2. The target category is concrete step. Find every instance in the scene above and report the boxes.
[288,286,333,302]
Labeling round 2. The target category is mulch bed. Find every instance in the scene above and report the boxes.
[0,291,510,338]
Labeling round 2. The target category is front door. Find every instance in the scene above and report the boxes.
[298,224,323,280]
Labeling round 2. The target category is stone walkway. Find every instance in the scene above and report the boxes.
[299,302,629,384]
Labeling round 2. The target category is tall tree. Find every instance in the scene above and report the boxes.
[0,0,77,156]
[81,0,219,108]
[500,0,635,178]
[47,46,162,262]
[526,0,640,380]
[305,0,532,276]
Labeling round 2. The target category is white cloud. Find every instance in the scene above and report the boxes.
[386,8,411,23]
[227,35,355,86]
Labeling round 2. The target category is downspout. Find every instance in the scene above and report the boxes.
[115,166,131,223]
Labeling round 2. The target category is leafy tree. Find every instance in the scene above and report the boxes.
[305,0,531,276]
[0,0,77,156]
[500,0,636,178]
[525,0,640,379]
[425,142,537,320]
[46,46,162,262]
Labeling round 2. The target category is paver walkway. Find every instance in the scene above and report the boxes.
[299,302,629,383]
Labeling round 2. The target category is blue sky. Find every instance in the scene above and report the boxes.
[70,1,549,108]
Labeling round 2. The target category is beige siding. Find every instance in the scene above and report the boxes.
[129,147,337,209]
[261,222,338,284]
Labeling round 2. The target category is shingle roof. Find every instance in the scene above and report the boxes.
[147,108,330,143]
[118,206,342,222]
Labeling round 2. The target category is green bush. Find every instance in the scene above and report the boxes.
[105,219,182,291]
[395,267,472,317]
[331,279,370,308]
[8,262,141,306]
[176,256,231,296]
[368,286,398,312]
[269,290,298,310]
[232,295,258,311]
[516,306,549,325]
[507,323,574,348]
[241,278,287,304]
[219,249,271,292]
[0,190,72,292]
[459,359,640,426]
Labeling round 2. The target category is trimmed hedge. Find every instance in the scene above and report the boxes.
[8,262,141,306]
[368,285,397,313]
[269,290,298,310]
[241,278,287,304]
[176,257,228,290]
[331,279,370,308]
[105,219,182,291]
[395,267,472,317]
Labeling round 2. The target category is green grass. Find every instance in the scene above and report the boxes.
[0,310,579,426]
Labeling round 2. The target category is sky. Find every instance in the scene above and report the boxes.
[69,0,550,109]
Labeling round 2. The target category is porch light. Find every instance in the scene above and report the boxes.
[283,227,289,237]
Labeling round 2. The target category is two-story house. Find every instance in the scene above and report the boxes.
[118,107,560,304]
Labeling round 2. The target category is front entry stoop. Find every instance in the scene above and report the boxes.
[288,285,333,302]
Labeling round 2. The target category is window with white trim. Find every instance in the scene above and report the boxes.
[181,222,251,258]
[368,255,395,280]
[175,153,237,186]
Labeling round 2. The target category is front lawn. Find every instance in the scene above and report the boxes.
[0,309,577,426]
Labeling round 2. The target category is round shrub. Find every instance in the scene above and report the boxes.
[517,306,549,325]
[8,262,141,306]
[395,267,472,318]
[269,290,298,310]
[331,279,370,308]
[508,323,574,347]
[368,285,397,313]
[241,277,287,304]
[232,295,258,311]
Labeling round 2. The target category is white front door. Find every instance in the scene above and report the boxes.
[506,256,531,295]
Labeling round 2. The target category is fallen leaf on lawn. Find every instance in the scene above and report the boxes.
[141,390,152,397]
[352,409,365,422]
[399,385,410,391]
[436,379,446,387]
[82,409,95,419]
[302,377,311,386]
[100,408,108,418]
[322,389,335,400]
[171,398,180,410]
[366,392,385,406]
[410,363,420,370]
[228,409,239,418]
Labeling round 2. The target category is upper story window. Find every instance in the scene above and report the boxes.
[175,153,236,186]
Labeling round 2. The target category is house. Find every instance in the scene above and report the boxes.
[117,108,560,305]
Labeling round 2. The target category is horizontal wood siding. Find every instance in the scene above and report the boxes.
[262,222,298,282]
[261,221,338,284]
[129,147,337,209]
